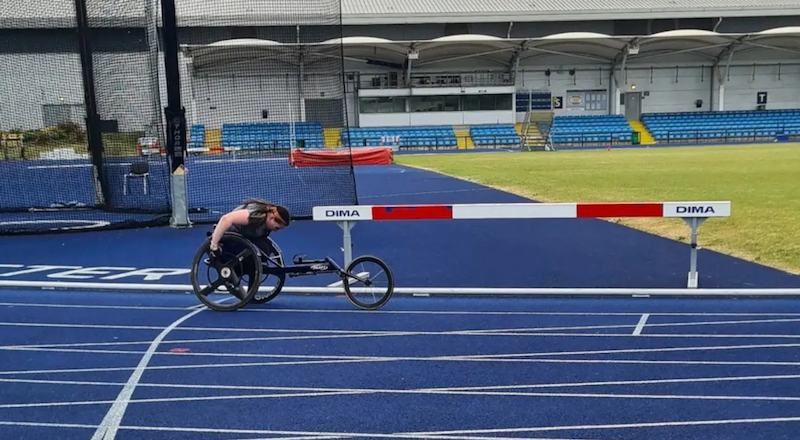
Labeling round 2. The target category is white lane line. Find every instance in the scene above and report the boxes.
[89,306,207,440]
[633,314,649,336]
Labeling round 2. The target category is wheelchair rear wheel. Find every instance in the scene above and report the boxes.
[190,233,263,312]
[250,237,286,304]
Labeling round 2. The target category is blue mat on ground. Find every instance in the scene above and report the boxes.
[0,290,799,439]
[0,154,356,222]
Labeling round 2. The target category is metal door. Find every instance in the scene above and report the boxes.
[624,92,642,121]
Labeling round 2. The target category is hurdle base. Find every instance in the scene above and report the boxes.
[683,217,706,289]
[337,220,354,266]
[687,271,699,289]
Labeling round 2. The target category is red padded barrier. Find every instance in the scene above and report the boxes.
[291,147,393,167]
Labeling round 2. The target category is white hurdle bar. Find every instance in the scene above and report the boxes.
[313,201,732,289]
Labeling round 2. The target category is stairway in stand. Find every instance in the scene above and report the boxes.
[518,111,552,150]
[323,127,342,148]
[628,120,656,145]
[453,125,474,149]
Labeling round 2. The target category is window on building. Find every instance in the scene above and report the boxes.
[359,97,406,113]
[583,90,608,111]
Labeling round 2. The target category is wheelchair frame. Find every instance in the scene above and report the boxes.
[190,231,395,312]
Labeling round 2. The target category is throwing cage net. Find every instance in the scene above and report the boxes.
[0,0,356,235]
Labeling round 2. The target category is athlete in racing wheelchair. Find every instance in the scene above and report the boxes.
[192,198,395,312]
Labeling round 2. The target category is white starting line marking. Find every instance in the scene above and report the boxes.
[633,314,650,336]
[26,163,132,170]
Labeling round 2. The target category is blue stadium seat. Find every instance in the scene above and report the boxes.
[642,109,800,142]
[549,114,634,144]
[189,124,205,149]
[220,122,324,150]
[342,126,457,148]
[469,124,521,146]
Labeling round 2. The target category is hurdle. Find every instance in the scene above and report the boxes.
[312,201,732,289]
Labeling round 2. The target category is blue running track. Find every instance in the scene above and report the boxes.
[1,158,800,439]
[1,290,800,439]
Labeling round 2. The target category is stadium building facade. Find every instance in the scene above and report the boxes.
[2,0,800,147]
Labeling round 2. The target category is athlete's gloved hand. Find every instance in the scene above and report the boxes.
[209,243,220,260]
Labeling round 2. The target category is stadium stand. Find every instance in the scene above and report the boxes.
[643,109,800,143]
[188,124,205,151]
[219,122,325,150]
[549,114,635,145]
[343,126,458,149]
[185,109,800,155]
[469,124,521,147]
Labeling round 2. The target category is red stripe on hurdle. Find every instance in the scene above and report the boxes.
[576,203,664,218]
[372,205,454,220]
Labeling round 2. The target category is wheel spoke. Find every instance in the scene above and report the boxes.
[199,279,225,296]
[235,249,253,262]
[226,282,248,300]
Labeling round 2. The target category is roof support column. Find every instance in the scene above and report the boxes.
[185,58,197,128]
[715,50,736,111]
[508,41,528,85]
[611,39,637,116]
[298,48,306,122]
[406,44,418,87]
[612,52,629,115]
[713,36,745,112]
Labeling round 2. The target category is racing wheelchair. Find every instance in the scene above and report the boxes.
[190,230,395,312]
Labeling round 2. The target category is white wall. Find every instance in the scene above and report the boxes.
[620,65,713,114]
[187,56,347,129]
[359,110,512,127]
[516,66,611,117]
[0,52,161,132]
[0,53,81,130]
[715,63,800,111]
[513,56,800,116]
[191,73,300,128]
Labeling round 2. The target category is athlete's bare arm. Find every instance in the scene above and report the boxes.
[209,209,251,250]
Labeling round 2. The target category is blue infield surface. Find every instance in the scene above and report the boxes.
[1,289,800,439]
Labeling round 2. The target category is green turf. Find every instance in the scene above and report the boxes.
[396,143,800,275]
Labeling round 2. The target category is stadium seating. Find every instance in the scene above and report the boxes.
[343,126,457,148]
[642,109,800,141]
[549,114,634,144]
[188,124,205,150]
[469,124,521,146]
[221,122,324,150]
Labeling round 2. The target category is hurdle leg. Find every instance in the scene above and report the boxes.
[337,220,355,266]
[683,217,706,289]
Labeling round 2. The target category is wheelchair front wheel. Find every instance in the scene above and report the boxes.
[190,233,263,312]
[342,255,395,310]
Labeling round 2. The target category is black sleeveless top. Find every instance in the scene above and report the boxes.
[229,201,271,239]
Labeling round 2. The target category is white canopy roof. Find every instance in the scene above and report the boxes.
[5,0,800,28]
[182,27,800,70]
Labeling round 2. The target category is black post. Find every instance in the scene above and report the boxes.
[160,0,186,171]
[74,0,109,207]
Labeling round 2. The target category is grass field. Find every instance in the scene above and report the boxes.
[396,143,800,275]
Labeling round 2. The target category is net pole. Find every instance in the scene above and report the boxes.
[160,0,190,227]
[145,0,165,145]
[73,0,107,207]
